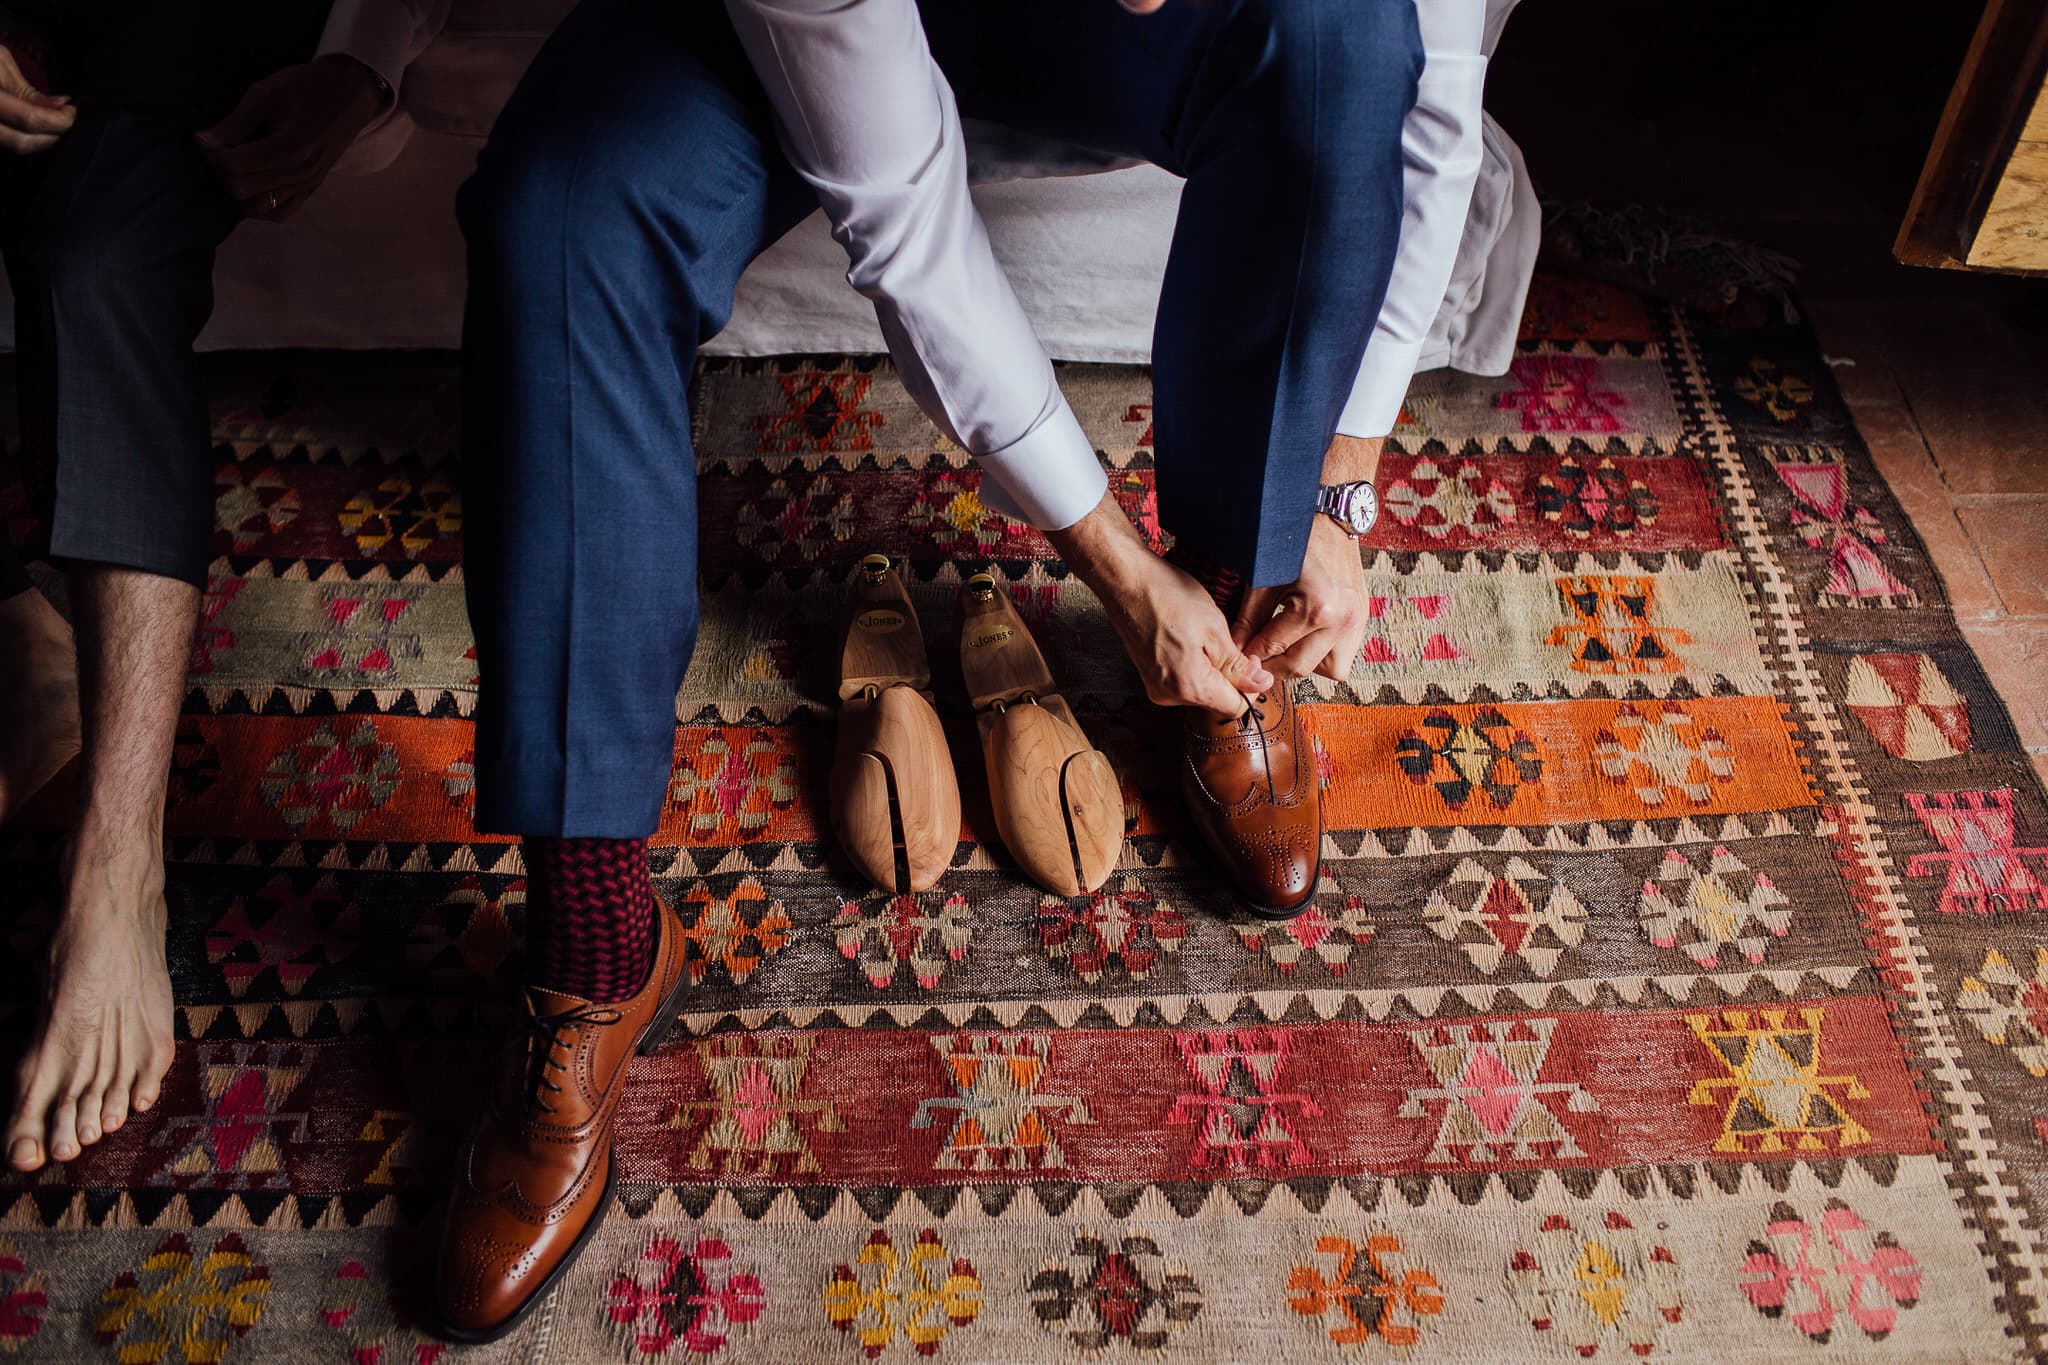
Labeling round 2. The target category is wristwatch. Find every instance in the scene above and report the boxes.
[1316,480,1379,538]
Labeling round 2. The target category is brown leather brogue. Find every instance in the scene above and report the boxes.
[1179,682,1323,919]
[432,896,688,1343]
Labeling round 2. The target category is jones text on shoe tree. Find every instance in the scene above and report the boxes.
[959,572,1123,897]
[831,556,961,893]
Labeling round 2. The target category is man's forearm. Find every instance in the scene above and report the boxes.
[1322,433,1383,487]
[1043,490,1152,604]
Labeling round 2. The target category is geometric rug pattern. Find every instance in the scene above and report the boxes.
[4,271,2047,1360]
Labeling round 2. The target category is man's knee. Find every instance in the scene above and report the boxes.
[461,113,763,345]
[1253,0,1422,63]
[1236,0,1423,119]
[26,145,212,309]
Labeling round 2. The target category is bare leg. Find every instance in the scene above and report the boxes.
[6,564,189,1170]
[0,586,82,825]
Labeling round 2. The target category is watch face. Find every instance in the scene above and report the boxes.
[1328,482,1377,534]
[1319,482,1378,535]
[1350,482,1378,534]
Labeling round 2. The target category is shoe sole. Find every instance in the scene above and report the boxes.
[638,953,692,1057]
[435,947,686,1344]
[433,1150,620,1345]
[1237,874,1321,923]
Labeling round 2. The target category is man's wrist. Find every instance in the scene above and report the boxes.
[316,52,391,122]
[1045,490,1151,600]
[1320,433,1382,486]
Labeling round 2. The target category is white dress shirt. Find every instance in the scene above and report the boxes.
[723,0,1107,531]
[728,0,1489,530]
[1339,0,1489,438]
[316,0,452,175]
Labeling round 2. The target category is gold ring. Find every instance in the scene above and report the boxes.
[264,192,280,212]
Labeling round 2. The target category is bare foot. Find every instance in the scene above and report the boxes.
[6,847,175,1171]
[0,587,82,826]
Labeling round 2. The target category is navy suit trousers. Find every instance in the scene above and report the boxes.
[460,0,1422,836]
[0,0,329,588]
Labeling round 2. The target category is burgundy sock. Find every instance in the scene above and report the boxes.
[522,836,658,1004]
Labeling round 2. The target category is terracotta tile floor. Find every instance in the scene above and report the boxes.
[1810,300,2048,789]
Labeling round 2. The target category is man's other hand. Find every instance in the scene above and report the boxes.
[1233,515,1368,683]
[0,47,73,155]
[1046,492,1274,719]
[196,55,385,221]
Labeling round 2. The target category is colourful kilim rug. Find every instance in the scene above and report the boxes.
[5,271,2048,1362]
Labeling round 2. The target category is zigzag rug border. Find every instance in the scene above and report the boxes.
[0,1151,1934,1232]
[0,807,1827,873]
[93,962,1875,1045]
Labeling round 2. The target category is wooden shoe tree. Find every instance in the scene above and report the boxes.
[959,573,1122,896]
[831,555,960,893]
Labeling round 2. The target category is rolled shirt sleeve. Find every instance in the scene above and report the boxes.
[1337,0,1490,440]
[722,0,1107,531]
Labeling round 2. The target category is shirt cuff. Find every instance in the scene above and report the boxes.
[1336,334,1427,440]
[316,1,412,118]
[972,401,1107,531]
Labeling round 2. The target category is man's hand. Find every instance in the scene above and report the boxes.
[1233,514,1368,683]
[0,47,73,155]
[195,55,385,221]
[1046,492,1273,719]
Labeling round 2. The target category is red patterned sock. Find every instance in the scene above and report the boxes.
[522,836,658,1004]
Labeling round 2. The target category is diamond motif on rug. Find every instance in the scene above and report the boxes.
[1740,1199,1920,1344]
[1287,1230,1444,1349]
[259,719,401,833]
[1165,1029,1322,1170]
[1592,702,1735,807]
[1686,1009,1872,1153]
[1638,845,1791,969]
[1549,574,1692,674]
[1235,875,1373,977]
[1381,457,1518,538]
[836,890,971,990]
[1027,1232,1201,1354]
[735,474,857,561]
[910,1034,1093,1172]
[1423,856,1587,977]
[1506,1211,1683,1359]
[1395,707,1544,812]
[1037,876,1185,985]
[1496,355,1628,432]
[679,878,791,986]
[204,873,358,998]
[150,1043,311,1189]
[752,371,884,452]
[1536,455,1659,539]
[337,473,460,557]
[823,1229,980,1358]
[1769,449,1916,608]
[95,1233,270,1364]
[1955,946,2048,1078]
[606,1233,763,1360]
[671,1035,844,1176]
[1399,1018,1597,1163]
[1904,788,2048,914]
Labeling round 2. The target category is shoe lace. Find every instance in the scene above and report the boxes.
[520,997,622,1117]
[1235,692,1270,734]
